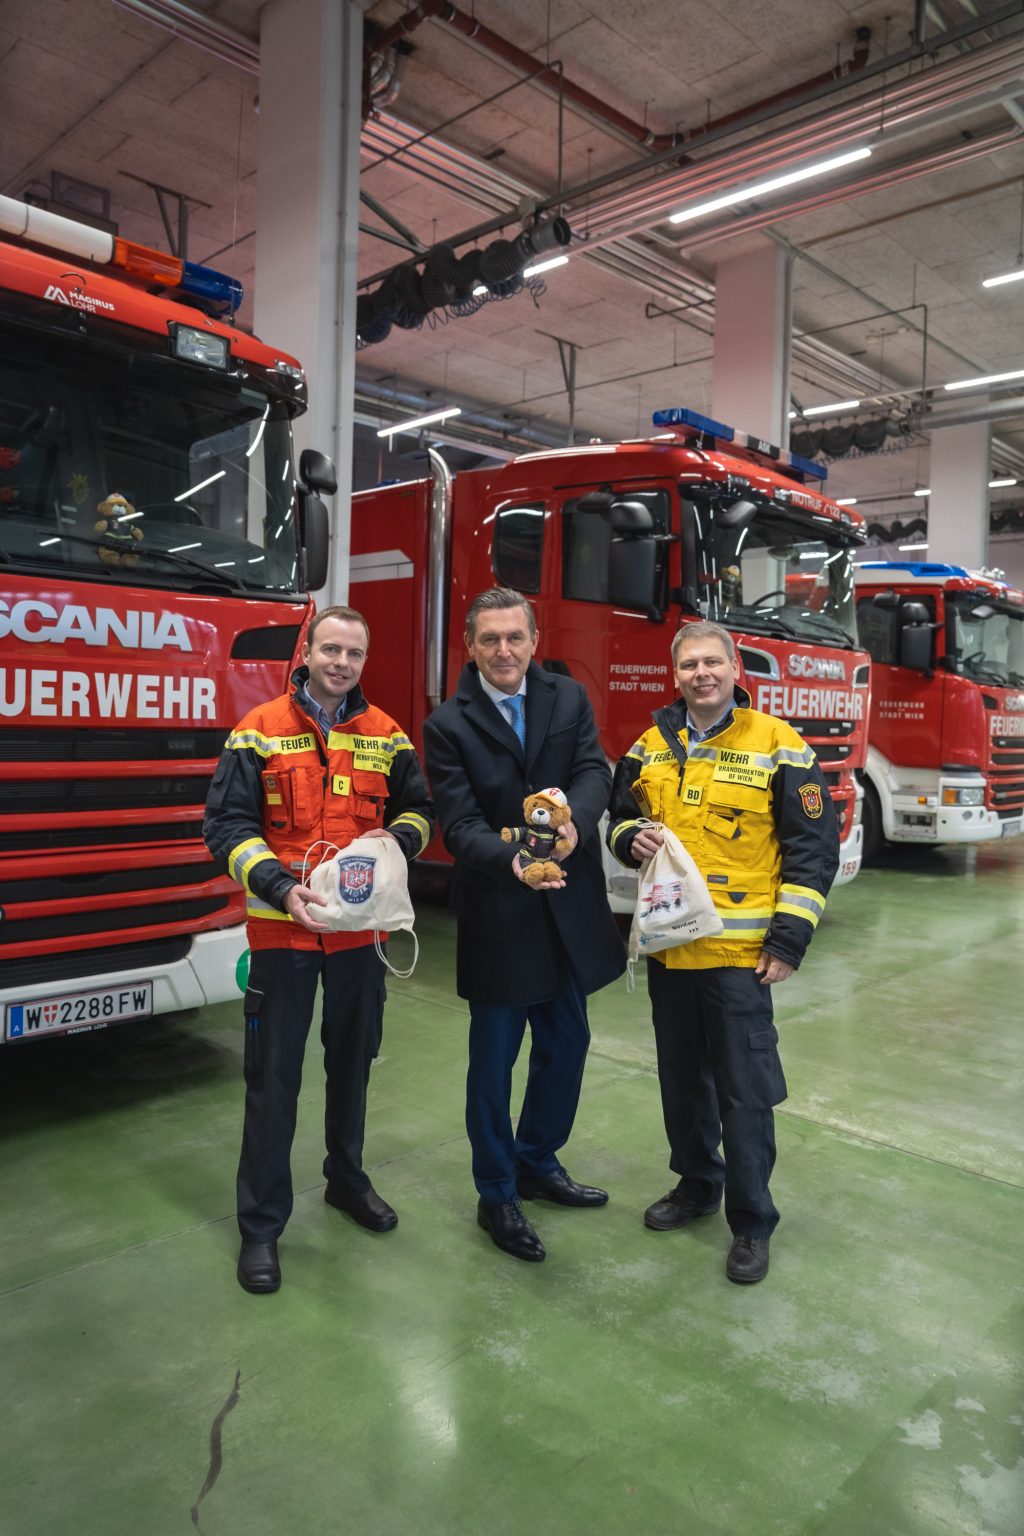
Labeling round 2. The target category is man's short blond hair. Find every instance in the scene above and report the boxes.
[671,621,736,665]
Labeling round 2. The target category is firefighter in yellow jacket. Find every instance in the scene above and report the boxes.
[607,622,838,1284]
[204,606,433,1294]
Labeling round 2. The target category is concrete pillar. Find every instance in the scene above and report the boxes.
[927,416,991,570]
[255,0,364,605]
[711,241,792,448]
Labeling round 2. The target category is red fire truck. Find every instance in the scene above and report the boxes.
[350,407,870,907]
[853,561,1024,856]
[0,195,331,1043]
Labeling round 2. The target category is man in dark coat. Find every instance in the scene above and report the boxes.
[423,587,626,1263]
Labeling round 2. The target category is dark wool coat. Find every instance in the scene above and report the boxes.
[423,661,626,1004]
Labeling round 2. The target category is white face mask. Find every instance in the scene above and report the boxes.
[302,838,418,978]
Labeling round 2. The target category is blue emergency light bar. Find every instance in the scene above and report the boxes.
[180,261,243,316]
[857,561,969,578]
[652,406,828,483]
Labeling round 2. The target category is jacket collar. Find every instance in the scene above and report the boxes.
[653,682,752,745]
[290,664,367,726]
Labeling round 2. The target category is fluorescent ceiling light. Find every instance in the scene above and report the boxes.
[989,477,1018,488]
[802,398,861,417]
[523,254,569,278]
[943,367,1024,391]
[913,487,931,497]
[787,410,797,418]
[174,470,225,501]
[835,497,858,506]
[982,268,1024,289]
[168,542,202,553]
[377,407,462,438]
[899,543,929,551]
[668,146,872,225]
[39,536,61,547]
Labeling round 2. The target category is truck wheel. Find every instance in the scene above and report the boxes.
[862,782,884,863]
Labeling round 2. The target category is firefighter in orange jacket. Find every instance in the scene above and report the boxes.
[204,605,433,1294]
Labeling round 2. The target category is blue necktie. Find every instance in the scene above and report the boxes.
[502,693,526,746]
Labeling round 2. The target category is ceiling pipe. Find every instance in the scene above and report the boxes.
[669,125,1022,252]
[368,1,871,150]
[917,396,1024,430]
[356,377,568,451]
[111,0,258,73]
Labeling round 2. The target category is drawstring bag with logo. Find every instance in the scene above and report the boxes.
[626,821,723,987]
[302,837,419,978]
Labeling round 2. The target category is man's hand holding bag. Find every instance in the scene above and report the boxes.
[628,821,723,964]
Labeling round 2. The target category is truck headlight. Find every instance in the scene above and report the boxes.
[942,786,984,806]
[852,797,863,826]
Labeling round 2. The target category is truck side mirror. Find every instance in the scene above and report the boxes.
[298,490,329,591]
[871,589,900,609]
[899,602,933,671]
[575,489,614,515]
[715,497,758,529]
[609,536,661,621]
[299,448,338,495]
[608,500,654,535]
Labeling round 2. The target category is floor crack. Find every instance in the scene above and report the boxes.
[190,1368,241,1530]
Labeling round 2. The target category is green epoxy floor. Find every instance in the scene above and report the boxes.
[3,845,1023,1536]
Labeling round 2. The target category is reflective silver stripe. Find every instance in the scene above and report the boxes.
[612,819,643,854]
[774,746,816,767]
[626,740,647,761]
[718,917,770,933]
[688,745,718,762]
[227,729,274,756]
[779,888,825,916]
[230,842,277,891]
[245,896,292,921]
[390,811,430,850]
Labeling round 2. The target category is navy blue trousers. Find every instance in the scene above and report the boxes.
[647,960,788,1238]
[466,970,591,1204]
[237,945,385,1241]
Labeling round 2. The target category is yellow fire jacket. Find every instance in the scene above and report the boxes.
[607,687,838,970]
[204,669,433,952]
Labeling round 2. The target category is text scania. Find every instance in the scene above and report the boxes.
[755,683,865,721]
[0,599,193,651]
[0,669,215,721]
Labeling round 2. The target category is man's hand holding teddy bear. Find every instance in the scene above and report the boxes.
[501,787,577,890]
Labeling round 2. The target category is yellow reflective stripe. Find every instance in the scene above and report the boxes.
[717,916,771,935]
[611,818,644,857]
[226,730,318,757]
[389,734,414,752]
[626,740,647,761]
[245,896,293,922]
[389,811,430,851]
[228,837,274,887]
[327,732,395,753]
[781,883,826,914]
[227,729,275,757]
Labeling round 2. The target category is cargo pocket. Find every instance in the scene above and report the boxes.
[262,769,293,833]
[351,769,387,828]
[745,1020,787,1108]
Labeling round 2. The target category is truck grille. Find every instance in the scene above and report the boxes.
[988,736,1024,813]
[788,718,858,765]
[0,728,239,960]
[0,936,192,990]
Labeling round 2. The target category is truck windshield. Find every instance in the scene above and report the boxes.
[690,492,859,648]
[0,329,301,596]
[948,595,1024,685]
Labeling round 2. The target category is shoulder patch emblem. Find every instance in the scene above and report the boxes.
[798,782,823,819]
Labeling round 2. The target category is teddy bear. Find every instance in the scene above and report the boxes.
[500,786,574,887]
[95,493,143,567]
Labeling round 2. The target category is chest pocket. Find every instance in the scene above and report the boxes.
[350,768,388,823]
[262,763,323,834]
[704,780,771,840]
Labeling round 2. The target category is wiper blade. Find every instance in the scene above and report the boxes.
[788,612,857,648]
[724,608,802,640]
[963,662,1006,684]
[24,531,249,592]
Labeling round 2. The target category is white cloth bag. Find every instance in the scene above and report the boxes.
[303,837,418,978]
[627,822,723,971]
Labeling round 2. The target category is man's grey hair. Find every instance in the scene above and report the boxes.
[671,620,736,664]
[464,587,537,641]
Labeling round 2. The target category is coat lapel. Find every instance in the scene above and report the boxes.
[523,664,556,773]
[458,664,524,761]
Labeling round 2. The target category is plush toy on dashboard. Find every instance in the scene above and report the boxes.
[95,493,143,567]
[500,787,574,887]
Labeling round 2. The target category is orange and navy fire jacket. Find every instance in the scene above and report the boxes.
[607,686,838,970]
[204,668,433,952]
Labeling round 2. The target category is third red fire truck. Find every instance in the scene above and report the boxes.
[350,407,871,905]
[854,561,1024,856]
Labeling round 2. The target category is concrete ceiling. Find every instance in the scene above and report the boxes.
[3,0,1023,536]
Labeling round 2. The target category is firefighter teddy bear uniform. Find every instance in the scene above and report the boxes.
[204,639,433,1292]
[607,672,838,1281]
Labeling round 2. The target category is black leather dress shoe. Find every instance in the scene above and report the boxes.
[324,1182,398,1232]
[477,1198,546,1262]
[643,1187,722,1231]
[237,1239,281,1294]
[726,1234,770,1284]
[517,1168,609,1207]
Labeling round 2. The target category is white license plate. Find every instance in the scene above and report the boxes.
[5,981,153,1041]
[1002,821,1022,838]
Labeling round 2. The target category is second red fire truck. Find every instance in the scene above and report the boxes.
[350,407,871,906]
[854,561,1024,855]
